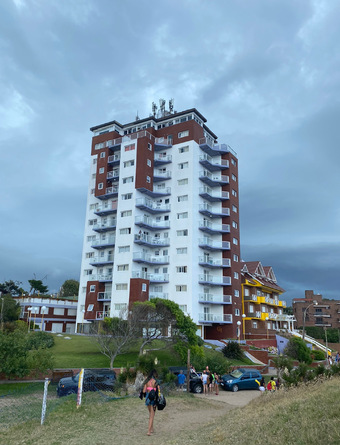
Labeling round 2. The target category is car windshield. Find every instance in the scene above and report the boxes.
[230,369,243,379]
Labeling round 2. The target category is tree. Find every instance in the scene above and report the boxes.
[221,341,245,360]
[283,306,293,315]
[0,294,21,324]
[59,279,79,298]
[284,337,312,364]
[28,279,48,295]
[92,310,138,369]
[0,280,22,296]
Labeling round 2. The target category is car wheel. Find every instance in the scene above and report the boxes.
[192,384,203,394]
[66,389,77,396]
[232,384,239,392]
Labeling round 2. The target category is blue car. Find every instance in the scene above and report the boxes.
[220,368,262,392]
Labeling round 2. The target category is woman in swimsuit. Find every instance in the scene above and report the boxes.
[143,369,159,436]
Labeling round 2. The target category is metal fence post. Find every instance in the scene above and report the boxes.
[41,378,50,425]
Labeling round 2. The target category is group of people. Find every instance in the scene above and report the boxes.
[259,376,280,393]
[200,366,221,395]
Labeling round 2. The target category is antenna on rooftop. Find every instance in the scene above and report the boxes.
[169,98,174,113]
[152,102,157,116]
[135,111,140,121]
[159,99,166,117]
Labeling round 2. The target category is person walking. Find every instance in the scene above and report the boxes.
[177,370,186,391]
[143,369,159,436]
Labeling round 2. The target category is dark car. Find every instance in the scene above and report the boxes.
[57,368,116,397]
[169,366,203,394]
[220,368,262,392]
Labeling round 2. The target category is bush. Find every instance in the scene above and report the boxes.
[118,367,137,383]
[26,331,55,349]
[221,341,245,360]
[311,350,325,361]
[284,337,312,364]
[136,355,158,375]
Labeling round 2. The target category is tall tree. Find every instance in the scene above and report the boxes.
[59,279,79,298]
[28,279,48,295]
[0,280,22,296]
[0,294,21,324]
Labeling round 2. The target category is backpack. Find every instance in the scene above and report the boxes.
[148,389,156,401]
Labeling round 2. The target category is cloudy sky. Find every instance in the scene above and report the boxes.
[1,0,339,304]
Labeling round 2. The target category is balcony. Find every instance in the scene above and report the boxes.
[89,255,114,266]
[244,295,259,303]
[154,137,172,150]
[199,203,230,218]
[198,238,230,251]
[97,292,112,301]
[199,138,236,157]
[94,202,118,216]
[92,219,116,233]
[199,154,229,172]
[198,313,233,324]
[94,274,113,283]
[134,233,170,247]
[107,170,120,182]
[95,310,110,320]
[199,220,230,234]
[149,292,169,300]
[154,153,172,166]
[198,275,231,286]
[199,187,229,202]
[198,294,232,304]
[153,170,171,182]
[91,236,116,249]
[137,186,171,198]
[132,271,169,283]
[98,186,119,200]
[108,154,121,165]
[199,170,229,187]
[136,198,170,214]
[135,215,170,231]
[133,252,170,265]
[198,257,231,268]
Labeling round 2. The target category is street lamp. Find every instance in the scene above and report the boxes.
[302,301,318,340]
[266,317,269,339]
[237,321,241,343]
[242,313,246,340]
[41,306,47,331]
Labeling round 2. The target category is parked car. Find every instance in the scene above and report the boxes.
[220,368,262,392]
[168,366,203,394]
[57,368,116,397]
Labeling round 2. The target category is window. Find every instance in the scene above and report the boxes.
[249,303,254,312]
[85,269,93,275]
[178,130,189,138]
[89,285,96,293]
[233,238,238,245]
[115,303,127,311]
[91,188,95,194]
[142,283,147,292]
[122,193,132,200]
[232,174,237,181]
[89,203,97,210]
[148,143,152,151]
[232,189,237,197]
[98,182,103,190]
[93,158,97,164]
[87,235,96,242]
[87,304,94,311]
[124,160,134,168]
[100,152,106,158]
[121,210,132,217]
[178,162,188,169]
[179,305,188,312]
[178,195,188,202]
[120,228,131,234]
[86,252,94,258]
[232,221,238,229]
[233,254,239,262]
[232,205,238,213]
[178,145,189,153]
[252,321,258,329]
[235,308,240,316]
[176,266,187,273]
[92,173,96,179]
[234,289,239,297]
[88,219,97,226]
[117,264,129,271]
[125,144,135,151]
[116,283,128,290]
[176,285,187,291]
[177,212,188,219]
[95,142,104,150]
[123,176,133,184]
[118,246,130,253]
[177,247,187,254]
[177,229,188,236]
[234,272,239,279]
[231,158,237,166]
[146,176,151,183]
[99,167,104,174]
[178,178,188,185]
[147,159,151,167]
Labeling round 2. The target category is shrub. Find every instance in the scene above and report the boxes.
[136,355,158,375]
[118,367,137,383]
[284,337,312,364]
[311,350,325,361]
[222,341,245,360]
[26,331,55,349]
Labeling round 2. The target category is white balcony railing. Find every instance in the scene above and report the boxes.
[199,238,231,250]
[134,234,169,246]
[96,310,110,320]
[198,294,232,304]
[199,275,231,285]
[149,292,169,300]
[135,215,170,229]
[199,257,231,267]
[97,292,112,300]
[136,197,171,212]
[133,252,169,264]
[131,271,169,282]
[198,313,233,323]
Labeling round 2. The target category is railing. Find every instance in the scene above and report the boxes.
[198,257,231,267]
[154,154,172,162]
[92,220,116,230]
[199,154,229,168]
[198,313,233,323]
[135,215,170,229]
[153,170,171,179]
[199,275,231,285]
[91,236,116,247]
[149,292,169,300]
[155,136,172,146]
[94,274,113,281]
[105,186,119,195]
[96,310,110,320]
[198,294,232,304]
[199,137,237,156]
[135,198,171,212]
[133,252,170,263]
[199,203,230,216]
[95,202,118,212]
[108,154,120,163]
[199,187,229,200]
[134,234,169,246]
[131,271,169,281]
[290,331,331,356]
[199,238,231,250]
[153,186,171,194]
[105,130,155,148]
[97,292,111,301]
[199,220,230,232]
[107,170,120,179]
[199,170,229,183]
[90,255,114,264]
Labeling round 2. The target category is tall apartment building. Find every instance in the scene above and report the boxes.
[76,102,242,340]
